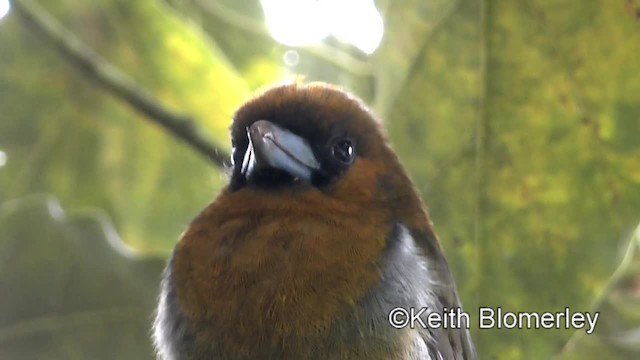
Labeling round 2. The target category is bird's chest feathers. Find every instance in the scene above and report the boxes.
[173,193,390,342]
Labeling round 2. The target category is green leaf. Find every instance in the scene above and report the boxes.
[387,0,640,358]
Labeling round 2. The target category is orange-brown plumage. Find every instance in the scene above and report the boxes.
[173,186,388,356]
[154,82,476,359]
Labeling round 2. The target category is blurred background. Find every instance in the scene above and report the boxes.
[1,0,639,359]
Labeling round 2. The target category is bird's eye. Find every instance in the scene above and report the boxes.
[331,138,355,165]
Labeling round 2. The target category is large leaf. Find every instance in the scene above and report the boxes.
[0,195,164,359]
[388,0,640,358]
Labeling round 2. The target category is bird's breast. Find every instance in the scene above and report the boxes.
[170,189,396,355]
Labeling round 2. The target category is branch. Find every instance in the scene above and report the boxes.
[11,0,230,168]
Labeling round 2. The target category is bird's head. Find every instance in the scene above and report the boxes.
[227,82,422,215]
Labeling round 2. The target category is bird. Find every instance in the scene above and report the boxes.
[153,82,477,360]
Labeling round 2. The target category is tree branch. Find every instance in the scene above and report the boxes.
[11,0,230,168]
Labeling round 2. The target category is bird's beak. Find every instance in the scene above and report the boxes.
[241,120,321,182]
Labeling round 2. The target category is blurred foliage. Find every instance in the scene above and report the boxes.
[0,195,164,360]
[0,0,250,252]
[387,1,640,357]
[0,0,639,359]
[558,224,640,359]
